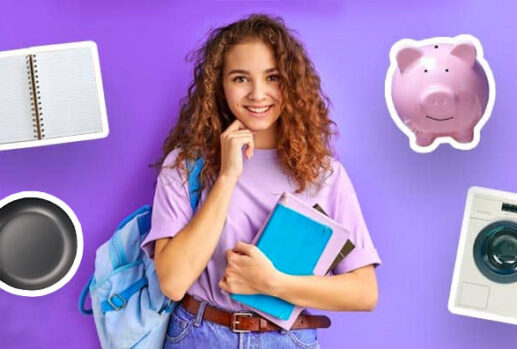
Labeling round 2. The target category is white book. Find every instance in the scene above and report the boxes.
[0,41,109,151]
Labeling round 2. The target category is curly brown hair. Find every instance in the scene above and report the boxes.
[159,13,337,193]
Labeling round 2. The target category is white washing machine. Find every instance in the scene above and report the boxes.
[449,186,517,325]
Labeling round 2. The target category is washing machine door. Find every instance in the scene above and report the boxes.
[473,220,517,283]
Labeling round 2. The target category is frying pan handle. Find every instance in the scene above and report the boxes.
[79,275,94,315]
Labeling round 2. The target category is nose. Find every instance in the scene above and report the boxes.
[248,80,267,101]
[421,87,455,116]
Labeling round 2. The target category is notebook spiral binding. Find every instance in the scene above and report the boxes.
[26,54,44,139]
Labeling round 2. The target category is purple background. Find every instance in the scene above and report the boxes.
[1,0,517,347]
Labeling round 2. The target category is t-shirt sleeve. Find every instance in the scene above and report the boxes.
[140,150,194,259]
[329,160,381,275]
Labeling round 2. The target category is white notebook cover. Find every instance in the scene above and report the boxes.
[0,41,109,151]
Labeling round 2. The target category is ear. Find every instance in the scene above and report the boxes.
[396,47,423,72]
[450,42,477,66]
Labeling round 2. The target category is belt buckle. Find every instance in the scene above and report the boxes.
[231,312,253,333]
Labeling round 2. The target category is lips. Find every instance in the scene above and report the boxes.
[426,115,454,121]
[245,105,273,113]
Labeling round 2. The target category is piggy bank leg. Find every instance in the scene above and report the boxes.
[415,134,435,147]
[452,130,474,143]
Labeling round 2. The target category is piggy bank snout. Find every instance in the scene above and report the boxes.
[421,87,455,116]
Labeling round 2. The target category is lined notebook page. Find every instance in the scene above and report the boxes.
[0,55,36,144]
[35,47,103,139]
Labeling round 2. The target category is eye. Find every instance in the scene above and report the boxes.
[445,68,449,72]
[267,74,281,82]
[232,76,248,83]
[424,69,428,73]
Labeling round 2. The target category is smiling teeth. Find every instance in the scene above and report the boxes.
[247,106,271,113]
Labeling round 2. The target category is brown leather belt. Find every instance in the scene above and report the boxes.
[180,294,331,332]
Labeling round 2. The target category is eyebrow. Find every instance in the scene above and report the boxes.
[227,67,279,75]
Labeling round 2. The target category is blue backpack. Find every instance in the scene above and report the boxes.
[79,158,204,349]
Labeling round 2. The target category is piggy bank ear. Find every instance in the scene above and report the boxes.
[396,47,423,72]
[450,42,477,66]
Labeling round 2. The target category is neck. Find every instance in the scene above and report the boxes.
[253,123,278,149]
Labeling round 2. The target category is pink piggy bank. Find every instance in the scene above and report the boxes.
[386,35,495,152]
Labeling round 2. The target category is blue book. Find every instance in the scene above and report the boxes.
[231,198,333,320]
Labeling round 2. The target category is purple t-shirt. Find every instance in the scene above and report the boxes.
[141,147,381,311]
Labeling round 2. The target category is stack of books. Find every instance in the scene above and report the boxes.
[231,192,354,330]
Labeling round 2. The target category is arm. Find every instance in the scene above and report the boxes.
[154,119,255,302]
[154,174,238,301]
[219,242,378,312]
[269,265,378,312]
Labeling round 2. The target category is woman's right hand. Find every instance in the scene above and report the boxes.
[219,119,255,181]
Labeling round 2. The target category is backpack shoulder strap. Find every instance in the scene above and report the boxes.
[186,157,204,213]
[78,157,204,316]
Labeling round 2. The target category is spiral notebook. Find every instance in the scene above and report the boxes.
[0,41,108,151]
[231,192,353,330]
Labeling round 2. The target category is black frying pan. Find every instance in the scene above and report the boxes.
[0,196,78,291]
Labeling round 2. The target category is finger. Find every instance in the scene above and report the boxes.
[219,278,229,292]
[227,130,254,137]
[234,241,254,256]
[226,251,236,265]
[228,135,254,159]
[229,134,254,159]
[221,276,235,293]
[227,253,244,267]
[244,134,255,159]
[223,119,246,134]
[228,133,254,142]
[227,133,254,140]
[226,250,241,265]
[227,251,240,268]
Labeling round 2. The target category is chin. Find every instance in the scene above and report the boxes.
[250,121,277,132]
[234,116,269,129]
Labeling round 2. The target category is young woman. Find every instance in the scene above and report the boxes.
[141,14,381,348]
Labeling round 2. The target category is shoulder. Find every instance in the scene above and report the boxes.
[324,155,352,188]
[158,148,188,183]
[162,147,182,168]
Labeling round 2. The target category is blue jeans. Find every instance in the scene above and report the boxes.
[163,301,321,348]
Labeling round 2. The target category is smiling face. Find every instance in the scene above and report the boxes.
[222,40,284,148]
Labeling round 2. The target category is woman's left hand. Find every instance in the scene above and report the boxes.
[219,241,280,295]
